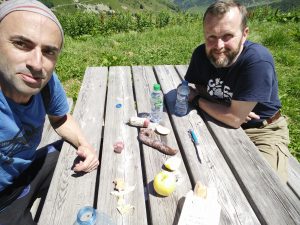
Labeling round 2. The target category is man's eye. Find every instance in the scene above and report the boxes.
[222,34,233,42]
[13,41,28,49]
[207,36,217,42]
[42,49,58,57]
[43,50,54,55]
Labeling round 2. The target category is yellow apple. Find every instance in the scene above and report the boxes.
[153,171,176,196]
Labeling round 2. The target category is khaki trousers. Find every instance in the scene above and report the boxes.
[244,116,290,183]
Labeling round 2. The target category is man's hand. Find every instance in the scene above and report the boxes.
[188,86,199,102]
[244,112,260,123]
[50,114,100,173]
[73,145,99,173]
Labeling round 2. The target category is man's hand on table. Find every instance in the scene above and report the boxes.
[244,112,260,123]
[73,144,99,173]
[188,86,199,102]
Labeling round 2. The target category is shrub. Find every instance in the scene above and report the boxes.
[134,12,154,32]
[57,12,100,37]
[155,11,171,28]
[248,6,300,23]
[55,10,200,38]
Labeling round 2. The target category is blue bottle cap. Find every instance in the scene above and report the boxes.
[76,206,96,225]
[182,80,188,86]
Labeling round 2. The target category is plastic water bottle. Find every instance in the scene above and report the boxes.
[74,206,115,225]
[150,83,163,123]
[175,80,190,116]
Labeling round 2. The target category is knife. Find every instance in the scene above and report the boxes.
[189,129,202,163]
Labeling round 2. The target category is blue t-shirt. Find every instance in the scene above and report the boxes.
[0,73,69,191]
[185,40,281,122]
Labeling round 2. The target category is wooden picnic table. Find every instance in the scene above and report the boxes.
[38,65,300,225]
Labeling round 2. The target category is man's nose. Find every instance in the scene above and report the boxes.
[216,38,225,49]
[27,48,43,71]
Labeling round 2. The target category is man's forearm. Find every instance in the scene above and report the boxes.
[195,98,257,128]
[51,114,89,148]
[50,113,99,172]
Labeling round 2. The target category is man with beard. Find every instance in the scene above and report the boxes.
[0,0,99,224]
[185,0,290,183]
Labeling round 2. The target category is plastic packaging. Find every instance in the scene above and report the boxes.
[129,116,150,127]
[74,206,115,225]
[150,84,163,123]
[175,80,190,116]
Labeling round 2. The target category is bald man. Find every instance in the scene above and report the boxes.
[0,1,99,224]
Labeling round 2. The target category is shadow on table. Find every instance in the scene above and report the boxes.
[172,196,185,225]
[164,88,193,116]
[146,179,186,224]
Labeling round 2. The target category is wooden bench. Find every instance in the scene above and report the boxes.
[37,65,300,225]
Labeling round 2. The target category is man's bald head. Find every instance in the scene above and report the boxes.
[0,0,64,48]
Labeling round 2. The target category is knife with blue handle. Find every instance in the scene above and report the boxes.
[189,129,202,163]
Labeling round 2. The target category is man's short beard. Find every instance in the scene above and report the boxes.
[207,40,243,68]
[208,48,239,68]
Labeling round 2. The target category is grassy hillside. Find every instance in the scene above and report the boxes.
[39,0,300,15]
[43,0,179,13]
[173,0,300,12]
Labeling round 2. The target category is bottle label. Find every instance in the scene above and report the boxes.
[154,100,163,108]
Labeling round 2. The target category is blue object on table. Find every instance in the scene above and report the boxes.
[189,129,199,145]
[74,206,115,225]
[189,129,202,163]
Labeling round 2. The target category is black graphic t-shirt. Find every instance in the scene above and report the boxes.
[185,40,281,121]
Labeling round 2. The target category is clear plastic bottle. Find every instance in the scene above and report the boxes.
[175,80,190,116]
[73,206,115,225]
[150,83,163,123]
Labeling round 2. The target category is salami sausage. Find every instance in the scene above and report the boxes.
[139,128,177,155]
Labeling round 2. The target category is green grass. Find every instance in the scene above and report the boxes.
[55,16,300,161]
[56,21,203,97]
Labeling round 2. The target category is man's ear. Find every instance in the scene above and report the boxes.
[242,27,249,42]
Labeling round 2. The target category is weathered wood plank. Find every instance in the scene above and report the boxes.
[175,65,300,224]
[97,66,147,225]
[132,66,192,225]
[155,65,260,225]
[204,116,300,224]
[39,67,108,225]
[288,156,300,198]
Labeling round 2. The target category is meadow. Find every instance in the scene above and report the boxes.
[54,8,300,160]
